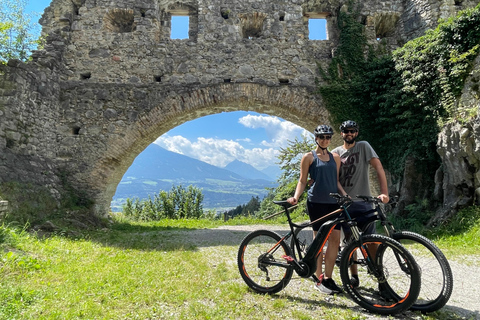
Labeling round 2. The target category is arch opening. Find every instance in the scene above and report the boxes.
[110,110,316,213]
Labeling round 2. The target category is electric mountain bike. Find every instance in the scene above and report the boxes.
[237,194,421,315]
[293,195,453,313]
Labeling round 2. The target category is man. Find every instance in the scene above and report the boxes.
[331,120,389,287]
[331,120,389,205]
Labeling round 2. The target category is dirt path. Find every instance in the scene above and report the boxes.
[178,224,479,319]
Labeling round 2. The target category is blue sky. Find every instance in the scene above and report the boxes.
[24,0,325,170]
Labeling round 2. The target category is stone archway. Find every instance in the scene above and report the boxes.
[67,83,330,214]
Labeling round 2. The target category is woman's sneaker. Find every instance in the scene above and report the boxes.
[317,278,342,294]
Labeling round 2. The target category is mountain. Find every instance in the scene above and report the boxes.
[120,144,245,181]
[224,160,274,181]
[261,165,282,181]
[111,144,277,212]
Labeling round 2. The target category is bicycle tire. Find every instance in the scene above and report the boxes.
[237,229,293,294]
[391,231,453,313]
[339,234,421,315]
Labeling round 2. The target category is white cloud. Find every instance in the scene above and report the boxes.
[154,135,280,169]
[154,114,311,170]
[238,114,311,148]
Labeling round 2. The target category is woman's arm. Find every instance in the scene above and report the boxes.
[287,152,312,205]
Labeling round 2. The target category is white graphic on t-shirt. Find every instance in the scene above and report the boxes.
[340,152,359,188]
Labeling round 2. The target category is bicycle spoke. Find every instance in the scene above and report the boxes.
[238,230,293,294]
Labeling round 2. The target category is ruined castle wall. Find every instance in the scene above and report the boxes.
[0,55,63,197]
[1,0,478,216]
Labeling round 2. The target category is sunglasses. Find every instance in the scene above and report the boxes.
[317,135,332,140]
[342,129,357,134]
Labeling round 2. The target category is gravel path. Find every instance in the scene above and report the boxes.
[174,224,479,319]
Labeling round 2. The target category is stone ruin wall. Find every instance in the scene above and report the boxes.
[0,0,478,217]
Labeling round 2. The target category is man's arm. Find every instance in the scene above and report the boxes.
[370,157,389,204]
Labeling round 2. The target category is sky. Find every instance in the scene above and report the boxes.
[23,0,326,170]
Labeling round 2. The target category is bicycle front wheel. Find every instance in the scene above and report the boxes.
[339,234,421,315]
[392,231,453,313]
[237,230,293,294]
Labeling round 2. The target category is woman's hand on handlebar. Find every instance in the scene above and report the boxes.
[287,197,298,205]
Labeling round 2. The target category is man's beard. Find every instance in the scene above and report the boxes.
[343,135,356,145]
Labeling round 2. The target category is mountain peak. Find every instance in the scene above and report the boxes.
[224,160,274,181]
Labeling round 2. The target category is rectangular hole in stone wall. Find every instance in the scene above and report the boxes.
[80,72,91,80]
[279,79,289,85]
[224,78,231,83]
[308,18,327,40]
[171,15,189,39]
[154,75,162,82]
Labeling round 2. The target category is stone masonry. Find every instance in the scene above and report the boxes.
[0,0,477,216]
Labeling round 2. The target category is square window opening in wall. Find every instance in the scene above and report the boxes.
[308,18,327,40]
[171,15,189,39]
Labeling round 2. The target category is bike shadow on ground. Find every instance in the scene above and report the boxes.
[441,305,480,319]
[271,288,470,319]
[269,289,428,320]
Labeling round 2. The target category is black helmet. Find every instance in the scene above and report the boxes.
[340,120,359,131]
[314,124,334,136]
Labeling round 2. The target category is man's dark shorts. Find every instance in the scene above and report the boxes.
[343,201,376,235]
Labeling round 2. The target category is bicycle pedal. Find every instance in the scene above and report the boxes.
[282,255,294,262]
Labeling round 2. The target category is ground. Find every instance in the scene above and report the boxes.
[171,224,479,319]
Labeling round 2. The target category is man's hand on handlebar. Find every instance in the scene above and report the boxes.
[377,194,389,204]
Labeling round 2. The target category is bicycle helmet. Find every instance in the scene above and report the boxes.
[314,125,334,136]
[339,120,359,131]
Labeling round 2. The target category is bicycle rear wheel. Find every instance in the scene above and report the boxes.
[339,234,421,315]
[392,231,453,313]
[237,229,293,294]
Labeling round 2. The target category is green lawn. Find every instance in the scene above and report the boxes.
[0,212,478,319]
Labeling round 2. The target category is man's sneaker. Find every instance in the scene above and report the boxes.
[378,283,397,302]
[317,278,343,294]
[350,275,359,288]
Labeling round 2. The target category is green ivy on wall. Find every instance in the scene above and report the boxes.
[318,4,480,179]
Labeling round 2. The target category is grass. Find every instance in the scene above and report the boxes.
[1,208,479,319]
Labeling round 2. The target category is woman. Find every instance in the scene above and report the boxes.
[287,124,348,294]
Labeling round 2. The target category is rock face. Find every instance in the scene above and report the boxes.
[433,54,480,224]
[0,0,477,216]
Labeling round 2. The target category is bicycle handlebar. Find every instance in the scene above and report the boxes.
[356,195,381,204]
[329,193,353,207]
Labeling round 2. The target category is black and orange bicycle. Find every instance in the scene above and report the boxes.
[293,195,453,313]
[237,193,421,315]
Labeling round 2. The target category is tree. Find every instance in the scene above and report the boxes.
[257,136,315,218]
[223,196,263,219]
[121,184,204,221]
[0,0,41,63]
